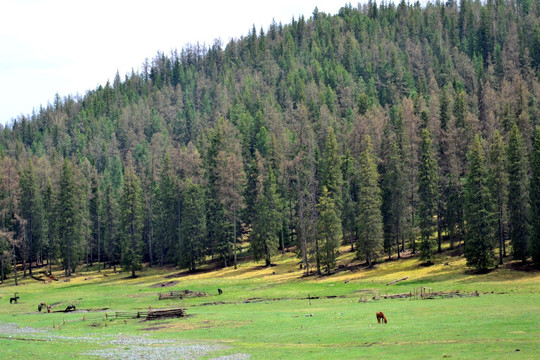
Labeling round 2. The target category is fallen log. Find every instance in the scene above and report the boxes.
[146,308,185,320]
[386,277,408,286]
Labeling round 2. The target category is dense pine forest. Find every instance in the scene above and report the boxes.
[1,0,540,282]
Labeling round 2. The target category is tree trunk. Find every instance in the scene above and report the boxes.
[12,245,18,286]
[396,223,401,259]
[28,214,33,276]
[48,248,52,275]
[98,212,101,272]
[498,209,504,265]
[148,210,153,267]
[66,244,71,277]
[130,205,135,277]
[280,225,284,253]
[315,237,321,275]
[299,194,309,275]
[437,214,442,253]
[233,202,237,270]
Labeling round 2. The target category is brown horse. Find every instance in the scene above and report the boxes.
[376,311,387,323]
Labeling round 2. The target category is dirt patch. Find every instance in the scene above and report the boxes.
[164,267,216,279]
[197,301,229,306]
[150,281,179,288]
[139,326,168,331]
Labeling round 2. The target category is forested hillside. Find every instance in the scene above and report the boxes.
[1,0,540,281]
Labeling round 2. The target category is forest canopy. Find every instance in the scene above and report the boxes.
[1,0,540,279]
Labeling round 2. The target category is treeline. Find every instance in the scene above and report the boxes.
[1,0,540,281]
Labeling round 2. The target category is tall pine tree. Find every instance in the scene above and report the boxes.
[418,129,438,263]
[19,159,44,276]
[464,135,496,272]
[156,154,178,266]
[316,186,342,274]
[489,130,508,264]
[507,124,530,262]
[120,165,143,278]
[321,127,343,216]
[530,128,540,266]
[57,159,81,276]
[357,136,383,267]
[178,179,206,272]
[251,164,282,267]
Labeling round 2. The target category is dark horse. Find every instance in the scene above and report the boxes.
[10,293,19,304]
[64,305,76,312]
[376,311,387,324]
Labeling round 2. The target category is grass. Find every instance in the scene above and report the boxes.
[0,245,539,359]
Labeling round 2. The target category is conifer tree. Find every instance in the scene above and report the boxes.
[341,151,357,252]
[205,118,245,268]
[507,124,530,262]
[58,159,81,276]
[489,130,508,264]
[357,136,383,267]
[530,128,540,266]
[251,164,282,266]
[464,135,496,271]
[178,179,206,272]
[19,159,44,275]
[321,127,343,216]
[316,186,342,274]
[215,151,245,268]
[89,173,102,271]
[156,154,178,266]
[43,179,57,275]
[102,181,120,271]
[120,165,143,277]
[382,137,408,259]
[418,129,438,262]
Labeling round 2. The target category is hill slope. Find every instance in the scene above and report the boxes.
[1,0,540,280]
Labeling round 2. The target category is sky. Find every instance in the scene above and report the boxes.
[0,0,349,126]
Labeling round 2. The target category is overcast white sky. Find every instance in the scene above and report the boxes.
[0,0,351,126]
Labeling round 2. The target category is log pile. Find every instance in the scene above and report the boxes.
[379,292,412,299]
[146,308,185,320]
[158,289,206,300]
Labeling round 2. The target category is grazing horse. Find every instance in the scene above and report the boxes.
[10,293,19,304]
[376,311,387,324]
[38,302,47,312]
[218,288,223,295]
[64,305,76,312]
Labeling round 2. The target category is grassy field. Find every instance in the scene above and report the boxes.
[0,246,539,359]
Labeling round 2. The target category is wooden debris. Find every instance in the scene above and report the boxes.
[157,289,206,300]
[146,308,185,320]
[380,292,412,299]
[386,277,408,285]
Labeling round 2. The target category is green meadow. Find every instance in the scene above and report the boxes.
[1,247,539,359]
